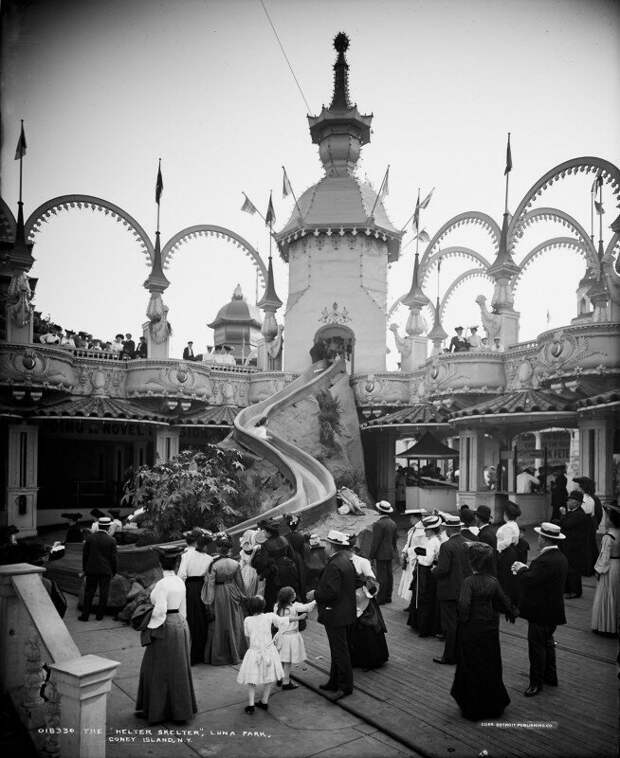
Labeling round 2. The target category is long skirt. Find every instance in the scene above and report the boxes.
[591,560,619,633]
[450,620,510,721]
[185,577,208,665]
[397,558,415,603]
[205,581,247,665]
[497,545,520,605]
[349,599,389,669]
[408,565,437,636]
[136,614,197,725]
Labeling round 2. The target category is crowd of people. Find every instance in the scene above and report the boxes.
[448,325,503,353]
[182,341,240,365]
[34,313,147,358]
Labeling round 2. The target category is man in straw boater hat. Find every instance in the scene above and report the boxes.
[432,513,472,665]
[369,500,398,605]
[511,522,568,697]
[306,530,356,700]
[79,516,118,622]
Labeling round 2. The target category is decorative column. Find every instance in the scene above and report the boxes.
[427,297,448,355]
[375,430,396,505]
[155,428,179,463]
[50,654,119,758]
[578,414,615,506]
[6,424,39,536]
[257,254,283,371]
[143,231,171,360]
[391,252,429,371]
[487,213,521,346]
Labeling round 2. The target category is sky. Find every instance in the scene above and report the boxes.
[1,0,619,365]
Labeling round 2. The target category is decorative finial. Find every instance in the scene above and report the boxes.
[334,32,349,53]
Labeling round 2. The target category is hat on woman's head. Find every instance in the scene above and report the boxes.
[443,514,464,528]
[261,518,280,535]
[422,515,442,529]
[573,476,595,494]
[154,544,185,558]
[504,500,521,519]
[375,500,394,514]
[324,530,351,547]
[534,522,565,540]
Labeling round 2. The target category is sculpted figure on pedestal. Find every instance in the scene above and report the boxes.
[146,293,171,344]
[7,271,34,328]
[475,295,502,342]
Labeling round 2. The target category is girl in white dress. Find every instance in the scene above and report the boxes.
[237,595,292,713]
[273,586,316,689]
[238,530,260,596]
[397,510,427,602]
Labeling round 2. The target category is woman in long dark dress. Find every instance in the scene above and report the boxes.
[136,545,197,725]
[407,515,442,636]
[495,499,522,605]
[285,513,307,596]
[349,542,388,669]
[451,542,516,721]
[252,519,300,609]
[177,528,213,665]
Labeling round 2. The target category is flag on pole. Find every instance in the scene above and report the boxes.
[265,192,276,227]
[380,166,390,198]
[546,309,551,324]
[591,173,603,194]
[155,160,163,204]
[420,187,434,210]
[412,193,421,232]
[14,122,27,160]
[504,133,512,175]
[416,229,430,243]
[437,255,442,274]
[594,200,605,215]
[282,167,293,198]
[241,193,258,215]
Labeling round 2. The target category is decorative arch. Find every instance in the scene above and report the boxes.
[439,268,494,319]
[420,211,501,265]
[25,195,154,263]
[0,197,16,242]
[419,246,491,289]
[509,156,620,239]
[161,225,268,286]
[513,237,590,289]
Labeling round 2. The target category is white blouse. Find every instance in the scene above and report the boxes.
[177,546,213,580]
[147,572,187,629]
[417,535,441,567]
[496,520,520,553]
[351,554,375,578]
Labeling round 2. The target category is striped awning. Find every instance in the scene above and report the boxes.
[30,396,169,424]
[176,405,239,427]
[453,389,573,418]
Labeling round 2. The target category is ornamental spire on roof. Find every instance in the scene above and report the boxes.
[330,32,352,110]
[257,255,283,312]
[402,253,430,310]
[143,231,170,293]
[427,297,448,342]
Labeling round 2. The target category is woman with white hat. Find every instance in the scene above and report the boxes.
[397,509,427,603]
[407,515,442,636]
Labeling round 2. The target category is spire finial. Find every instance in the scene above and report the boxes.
[330,32,352,111]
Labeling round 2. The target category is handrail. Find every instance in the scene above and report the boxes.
[229,359,347,534]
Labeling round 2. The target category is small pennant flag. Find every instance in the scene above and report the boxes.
[155,160,163,204]
[546,309,551,324]
[14,122,27,160]
[504,133,512,176]
[265,192,276,227]
[437,255,442,274]
[412,193,421,232]
[282,167,293,198]
[594,200,605,215]
[241,193,258,215]
[416,229,430,244]
[380,166,390,198]
[420,187,434,210]
[591,173,603,194]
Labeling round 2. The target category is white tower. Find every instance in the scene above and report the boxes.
[275,33,403,375]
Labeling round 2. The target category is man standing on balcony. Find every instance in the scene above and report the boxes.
[79,516,117,622]
[369,501,398,604]
[183,341,196,361]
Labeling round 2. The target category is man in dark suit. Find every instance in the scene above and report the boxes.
[513,522,568,697]
[369,501,398,604]
[460,507,480,542]
[79,516,118,621]
[307,530,356,700]
[183,341,196,361]
[559,490,591,598]
[475,505,498,575]
[433,514,472,664]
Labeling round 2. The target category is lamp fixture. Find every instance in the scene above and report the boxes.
[166,400,178,411]
[181,401,191,412]
[30,391,43,402]
[12,390,26,400]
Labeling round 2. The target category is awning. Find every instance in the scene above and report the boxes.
[397,431,459,459]
[363,402,454,429]
[30,396,169,424]
[577,388,620,410]
[453,389,573,418]
[175,405,239,428]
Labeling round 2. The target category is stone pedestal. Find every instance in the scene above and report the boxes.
[6,424,39,536]
[5,312,33,344]
[142,320,169,360]
[408,335,428,371]
[50,654,119,758]
[497,309,520,347]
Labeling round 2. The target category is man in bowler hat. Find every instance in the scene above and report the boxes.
[369,501,398,604]
[512,522,568,697]
[79,517,117,621]
[307,530,356,700]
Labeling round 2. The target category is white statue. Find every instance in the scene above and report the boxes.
[266,323,284,360]
[475,295,502,341]
[7,271,34,328]
[389,323,412,369]
[146,292,171,344]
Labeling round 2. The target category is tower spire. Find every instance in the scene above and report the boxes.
[257,254,282,312]
[330,32,352,110]
[143,231,170,293]
[401,253,430,310]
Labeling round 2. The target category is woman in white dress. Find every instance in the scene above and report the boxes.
[238,529,260,596]
[397,509,427,603]
[273,586,316,688]
[591,504,620,634]
[237,595,293,713]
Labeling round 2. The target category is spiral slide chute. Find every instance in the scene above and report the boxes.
[228,359,346,536]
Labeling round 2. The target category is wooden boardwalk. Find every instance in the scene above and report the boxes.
[293,569,618,758]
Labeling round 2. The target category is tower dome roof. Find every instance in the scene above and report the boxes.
[207,284,262,329]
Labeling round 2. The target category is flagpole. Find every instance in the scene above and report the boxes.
[590,188,595,243]
[369,165,390,218]
[598,181,603,246]
[18,119,24,205]
[156,158,161,234]
[282,166,304,220]
[415,188,420,258]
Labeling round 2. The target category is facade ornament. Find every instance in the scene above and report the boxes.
[146,292,171,344]
[7,271,34,328]
[23,633,44,709]
[319,301,351,324]
[475,294,502,341]
[265,323,284,360]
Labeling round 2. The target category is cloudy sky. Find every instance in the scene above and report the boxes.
[1,0,619,364]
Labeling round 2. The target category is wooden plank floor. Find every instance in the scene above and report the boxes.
[293,567,617,758]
